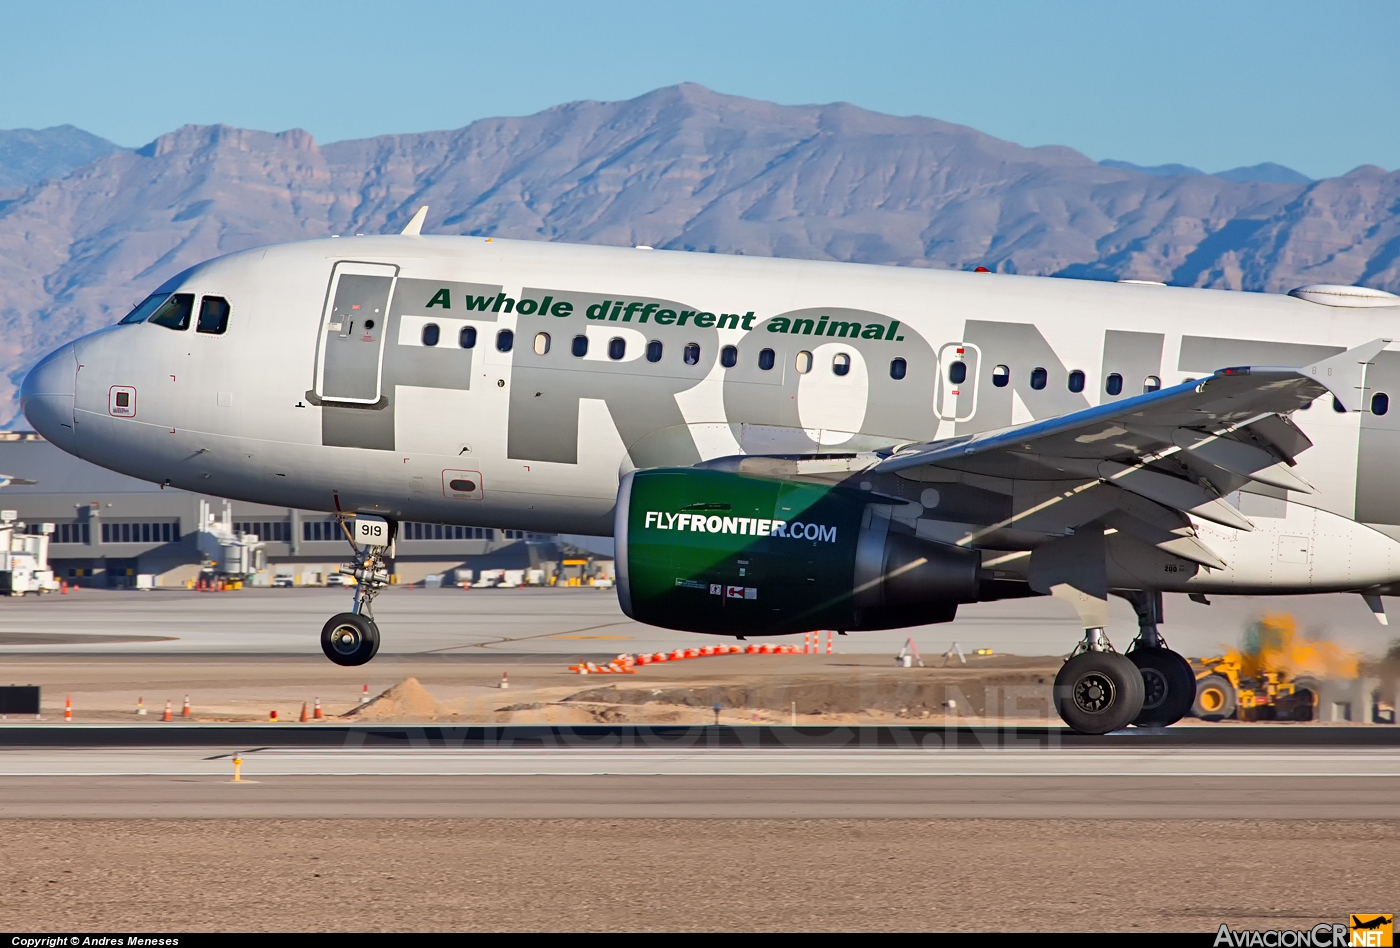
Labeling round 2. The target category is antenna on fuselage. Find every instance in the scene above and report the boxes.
[400,206,428,236]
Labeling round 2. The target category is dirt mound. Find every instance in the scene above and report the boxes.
[343,677,454,721]
[565,668,1057,718]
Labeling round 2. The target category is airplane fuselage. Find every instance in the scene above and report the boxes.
[21,235,1400,596]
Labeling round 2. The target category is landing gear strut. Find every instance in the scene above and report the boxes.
[319,515,393,667]
[1121,591,1196,728]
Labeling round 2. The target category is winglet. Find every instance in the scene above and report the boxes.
[1303,337,1391,411]
[400,205,428,236]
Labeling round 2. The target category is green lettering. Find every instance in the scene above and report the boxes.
[693,312,716,328]
[885,320,900,340]
[717,313,741,329]
[491,293,514,313]
[515,298,539,315]
[654,309,677,325]
[426,288,451,309]
[551,301,573,317]
[793,318,815,335]
[860,323,885,339]
[768,317,790,333]
[827,320,860,338]
[677,311,695,326]
[464,295,493,311]
[586,301,611,320]
[538,295,553,314]
[741,311,756,330]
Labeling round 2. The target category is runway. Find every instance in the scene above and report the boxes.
[2,727,1397,818]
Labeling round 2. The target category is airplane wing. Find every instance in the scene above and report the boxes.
[871,338,1390,542]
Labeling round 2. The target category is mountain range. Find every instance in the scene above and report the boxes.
[1,83,1397,425]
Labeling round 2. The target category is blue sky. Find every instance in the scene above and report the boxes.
[2,0,1395,179]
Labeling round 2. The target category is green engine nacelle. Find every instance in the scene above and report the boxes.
[614,467,981,636]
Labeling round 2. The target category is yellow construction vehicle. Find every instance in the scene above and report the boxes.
[1191,614,1352,721]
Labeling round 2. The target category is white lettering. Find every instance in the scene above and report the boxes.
[820,524,837,542]
[664,512,678,530]
[738,518,750,535]
[1217,925,1236,948]
[677,513,691,531]
[707,515,723,532]
[805,523,819,540]
[771,519,786,536]
[691,515,706,532]
[757,519,772,536]
[645,511,657,529]
[722,516,738,534]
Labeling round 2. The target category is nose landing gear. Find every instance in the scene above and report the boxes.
[318,514,393,667]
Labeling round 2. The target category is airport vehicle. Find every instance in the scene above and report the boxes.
[1192,660,1317,722]
[0,510,59,596]
[20,208,1400,732]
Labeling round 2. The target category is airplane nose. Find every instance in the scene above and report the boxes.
[20,342,78,455]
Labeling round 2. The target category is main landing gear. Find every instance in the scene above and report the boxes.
[1052,591,1195,734]
[319,517,393,667]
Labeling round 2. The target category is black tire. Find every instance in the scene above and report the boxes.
[321,612,379,666]
[1127,646,1197,728]
[1192,674,1236,720]
[1053,651,1145,734]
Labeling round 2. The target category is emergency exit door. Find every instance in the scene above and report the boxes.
[315,261,398,403]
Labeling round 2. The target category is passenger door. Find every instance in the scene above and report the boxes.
[934,342,980,423]
[315,262,398,404]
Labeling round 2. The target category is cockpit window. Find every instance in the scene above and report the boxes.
[148,293,195,331]
[119,292,172,325]
[196,296,230,334]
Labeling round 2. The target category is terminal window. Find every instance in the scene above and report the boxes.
[235,521,290,542]
[100,522,179,544]
[402,522,494,541]
[51,523,90,544]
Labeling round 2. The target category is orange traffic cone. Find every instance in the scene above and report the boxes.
[162,700,173,722]
[136,696,146,716]
[313,697,323,719]
[181,694,191,717]
[360,684,370,705]
[299,702,308,723]
[64,695,72,722]
[269,710,279,722]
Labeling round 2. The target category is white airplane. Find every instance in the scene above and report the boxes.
[20,206,1400,732]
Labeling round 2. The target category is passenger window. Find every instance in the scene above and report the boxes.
[1106,373,1123,396]
[609,337,626,360]
[196,296,230,334]
[459,326,477,349]
[646,340,663,363]
[1143,375,1161,393]
[534,332,550,355]
[148,293,195,331]
[1332,395,1346,413]
[1373,392,1389,416]
[720,345,738,368]
[759,348,776,371]
[421,323,440,347]
[1030,367,1047,390]
[496,329,514,353]
[684,343,701,366]
[948,361,967,384]
[572,335,589,358]
[889,357,907,380]
[992,364,1009,387]
[120,292,171,325]
[795,350,813,374]
[1067,369,1085,393]
[832,353,851,377]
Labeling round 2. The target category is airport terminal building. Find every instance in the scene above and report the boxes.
[0,432,598,587]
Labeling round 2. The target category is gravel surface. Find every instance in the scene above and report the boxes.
[1,818,1393,932]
